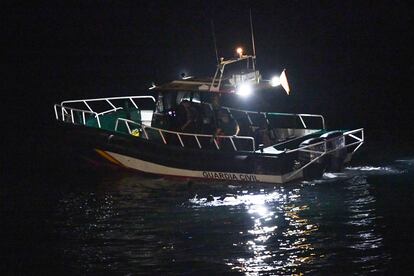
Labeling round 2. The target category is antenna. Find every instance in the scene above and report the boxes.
[249,9,257,71]
[211,20,219,65]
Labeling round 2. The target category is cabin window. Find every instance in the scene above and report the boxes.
[176,91,200,104]
[190,92,201,103]
[156,94,164,113]
[162,92,177,111]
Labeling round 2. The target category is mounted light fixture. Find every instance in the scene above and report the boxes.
[270,76,281,87]
[269,69,290,95]
[236,83,252,97]
[236,47,243,58]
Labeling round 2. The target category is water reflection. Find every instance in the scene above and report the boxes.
[239,189,318,275]
[191,187,319,275]
[343,176,389,270]
[53,175,185,273]
[50,163,408,274]
[189,166,399,274]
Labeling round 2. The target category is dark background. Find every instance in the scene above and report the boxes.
[2,0,412,170]
[1,1,413,273]
[2,1,412,161]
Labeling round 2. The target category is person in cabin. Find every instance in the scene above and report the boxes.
[212,109,240,148]
[200,104,215,134]
[215,109,240,137]
[253,119,274,148]
[178,100,198,132]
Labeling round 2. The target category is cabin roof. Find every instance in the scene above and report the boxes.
[153,78,273,94]
[153,78,227,93]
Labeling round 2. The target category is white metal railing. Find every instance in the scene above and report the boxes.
[343,128,365,153]
[61,95,156,110]
[54,104,102,128]
[284,128,364,180]
[54,95,156,128]
[115,118,256,152]
[285,128,364,155]
[219,105,326,129]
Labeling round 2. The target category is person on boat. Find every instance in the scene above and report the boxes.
[212,109,240,149]
[215,109,240,136]
[178,100,198,132]
[200,104,215,134]
[253,120,274,148]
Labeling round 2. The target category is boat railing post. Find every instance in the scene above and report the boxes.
[213,137,220,150]
[114,119,119,131]
[125,121,132,134]
[83,101,93,112]
[246,112,253,125]
[54,105,59,120]
[298,115,307,129]
[105,99,116,109]
[82,111,86,125]
[177,133,184,147]
[142,126,149,139]
[229,137,237,151]
[194,135,202,149]
[96,114,101,128]
[129,97,138,109]
[159,130,167,144]
[61,107,65,122]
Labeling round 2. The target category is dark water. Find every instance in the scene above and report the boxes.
[4,154,414,275]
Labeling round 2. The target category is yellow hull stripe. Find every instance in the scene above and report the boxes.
[94,149,125,167]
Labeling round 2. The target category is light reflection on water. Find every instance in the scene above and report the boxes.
[190,187,319,275]
[50,163,411,274]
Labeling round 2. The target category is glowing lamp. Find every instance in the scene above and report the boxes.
[236,83,252,97]
[270,76,281,87]
[236,47,243,58]
[270,70,290,95]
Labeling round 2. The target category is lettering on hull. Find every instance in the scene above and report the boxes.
[202,171,258,182]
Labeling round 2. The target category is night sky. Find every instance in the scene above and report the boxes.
[3,1,413,154]
[3,3,413,274]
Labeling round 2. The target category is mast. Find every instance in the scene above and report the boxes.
[249,9,257,71]
[211,20,219,65]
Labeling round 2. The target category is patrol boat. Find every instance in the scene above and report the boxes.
[53,48,364,184]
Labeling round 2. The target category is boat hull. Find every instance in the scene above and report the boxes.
[55,122,355,184]
[95,149,303,183]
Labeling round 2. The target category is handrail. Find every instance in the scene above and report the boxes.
[61,95,156,106]
[343,128,364,153]
[219,105,326,129]
[285,128,364,154]
[115,118,256,152]
[54,104,101,128]
[284,128,364,180]
[55,95,156,129]
[96,107,123,116]
[61,95,156,119]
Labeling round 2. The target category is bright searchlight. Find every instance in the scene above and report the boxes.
[270,75,281,87]
[236,83,252,97]
[270,69,290,95]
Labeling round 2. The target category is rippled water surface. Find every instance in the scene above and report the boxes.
[5,159,414,274]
